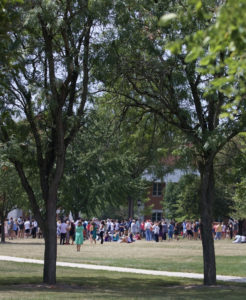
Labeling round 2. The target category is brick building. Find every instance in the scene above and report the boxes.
[145,181,165,221]
[142,167,186,221]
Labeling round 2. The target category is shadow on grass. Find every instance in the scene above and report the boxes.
[0,241,45,246]
[1,275,246,299]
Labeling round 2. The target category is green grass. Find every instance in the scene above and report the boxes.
[0,261,246,299]
[1,239,246,276]
[1,239,246,298]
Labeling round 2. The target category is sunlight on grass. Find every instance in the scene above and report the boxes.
[0,261,246,299]
[1,239,246,276]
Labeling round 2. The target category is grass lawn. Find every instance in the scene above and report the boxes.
[1,238,246,276]
[1,239,246,299]
[0,261,246,299]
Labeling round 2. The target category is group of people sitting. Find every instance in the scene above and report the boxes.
[233,235,246,243]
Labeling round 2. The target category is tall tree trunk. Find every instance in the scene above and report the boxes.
[0,214,5,243]
[0,193,7,243]
[199,159,216,285]
[238,220,243,236]
[128,195,134,219]
[73,211,79,221]
[43,194,57,284]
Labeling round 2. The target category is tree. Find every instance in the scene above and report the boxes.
[59,120,147,219]
[218,135,246,221]
[59,99,170,219]
[0,0,112,284]
[163,174,200,221]
[0,0,21,70]
[164,173,232,221]
[94,97,175,218]
[97,0,246,285]
[0,161,27,243]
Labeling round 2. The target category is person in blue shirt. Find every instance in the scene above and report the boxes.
[168,222,174,240]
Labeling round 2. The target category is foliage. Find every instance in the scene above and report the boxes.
[164,173,233,221]
[218,136,246,220]
[95,0,246,283]
[163,174,200,221]
[165,0,246,119]
[163,182,179,220]
[59,98,169,218]
[232,179,246,220]
[0,161,27,218]
[0,0,114,283]
[0,0,22,79]
[211,135,246,220]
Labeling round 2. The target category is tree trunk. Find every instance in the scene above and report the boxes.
[43,195,57,284]
[238,220,243,236]
[199,159,216,285]
[73,211,79,221]
[0,214,5,243]
[128,195,134,219]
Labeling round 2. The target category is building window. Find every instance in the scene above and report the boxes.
[152,212,163,222]
[153,182,162,196]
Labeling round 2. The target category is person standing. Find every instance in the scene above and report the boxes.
[182,221,187,238]
[24,219,31,238]
[168,222,174,240]
[99,221,105,244]
[8,217,14,240]
[144,220,152,241]
[140,221,145,238]
[59,219,67,245]
[222,222,227,239]
[57,220,61,239]
[130,220,137,236]
[65,220,70,244]
[31,219,38,238]
[17,217,24,238]
[186,221,193,240]
[174,223,179,241]
[75,221,84,252]
[13,219,18,238]
[153,222,160,242]
[91,222,97,244]
[229,223,233,239]
[119,220,124,237]
[215,223,222,240]
[69,221,75,245]
[162,221,168,241]
[193,222,198,240]
[115,220,119,232]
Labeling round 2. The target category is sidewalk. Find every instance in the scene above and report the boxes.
[0,255,246,283]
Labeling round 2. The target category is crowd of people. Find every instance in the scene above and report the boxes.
[0,216,40,240]
[55,218,240,249]
[0,217,240,249]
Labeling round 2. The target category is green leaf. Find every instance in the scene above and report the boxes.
[185,47,203,62]
[159,13,177,26]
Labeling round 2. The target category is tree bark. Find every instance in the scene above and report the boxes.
[238,220,243,236]
[73,211,79,221]
[199,158,216,285]
[0,214,5,243]
[43,195,57,284]
[128,195,134,219]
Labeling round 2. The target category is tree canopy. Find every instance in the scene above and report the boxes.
[93,0,246,285]
[1,0,246,287]
[0,0,113,284]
